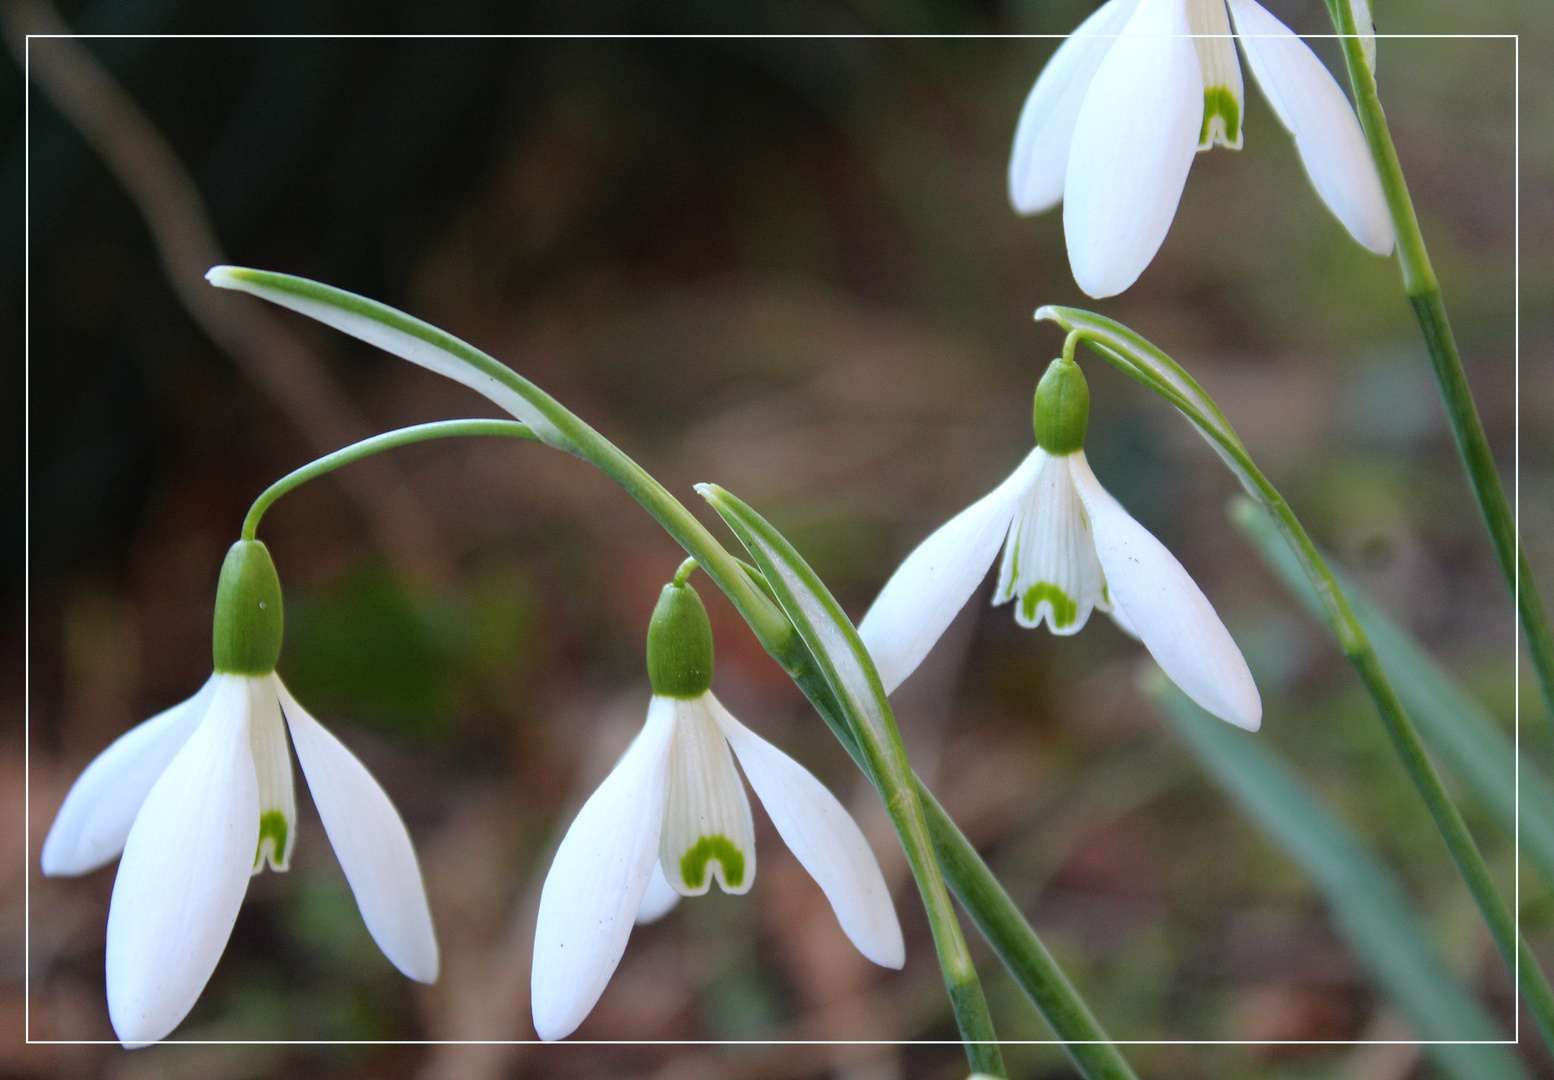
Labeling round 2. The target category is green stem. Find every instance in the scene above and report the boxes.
[1327,7,1554,723]
[213,267,1135,1078]
[241,419,538,540]
[1043,309,1554,1052]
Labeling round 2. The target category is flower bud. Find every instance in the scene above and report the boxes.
[212,540,284,675]
[1032,356,1089,455]
[646,580,715,699]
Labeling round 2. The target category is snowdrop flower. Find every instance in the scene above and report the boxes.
[41,540,438,1046]
[1009,0,1393,297]
[859,357,1261,731]
[531,571,903,1041]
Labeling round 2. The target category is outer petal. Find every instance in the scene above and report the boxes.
[635,862,681,925]
[1064,0,1203,297]
[860,448,1045,694]
[41,675,218,877]
[1009,0,1143,214]
[276,678,438,984]
[531,696,677,1041]
[1227,0,1393,254]
[105,674,258,1047]
[1068,454,1261,730]
[712,697,905,970]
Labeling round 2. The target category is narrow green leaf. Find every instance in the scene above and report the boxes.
[1231,496,1554,892]
[1155,683,1526,1080]
[207,265,574,450]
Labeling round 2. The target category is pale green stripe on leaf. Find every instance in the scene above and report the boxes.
[1155,683,1526,1080]
[1232,496,1554,891]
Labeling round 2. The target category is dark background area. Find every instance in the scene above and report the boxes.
[7,0,1549,1077]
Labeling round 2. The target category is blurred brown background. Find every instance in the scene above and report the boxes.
[8,0,1550,1077]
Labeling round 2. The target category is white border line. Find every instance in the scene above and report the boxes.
[22,30,1523,1051]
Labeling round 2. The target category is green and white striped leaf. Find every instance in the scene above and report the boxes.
[1232,496,1554,891]
[1156,684,1526,1080]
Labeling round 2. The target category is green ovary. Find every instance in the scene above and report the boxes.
[255,810,289,870]
[1200,86,1242,147]
[680,834,745,891]
[1022,583,1078,629]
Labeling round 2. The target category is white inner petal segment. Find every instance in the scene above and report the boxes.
[248,680,296,873]
[634,861,682,925]
[105,674,259,1047]
[660,696,756,896]
[1187,0,1244,149]
[994,450,1110,635]
[41,674,218,878]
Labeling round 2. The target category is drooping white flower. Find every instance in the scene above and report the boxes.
[1009,0,1393,298]
[531,577,903,1042]
[41,541,438,1047]
[859,357,1261,731]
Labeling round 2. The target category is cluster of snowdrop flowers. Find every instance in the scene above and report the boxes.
[41,539,438,1047]
[531,565,904,1041]
[859,355,1261,732]
[1009,0,1393,297]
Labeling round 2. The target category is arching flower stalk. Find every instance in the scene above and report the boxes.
[1009,0,1392,297]
[860,356,1261,731]
[531,567,904,1041]
[42,540,438,1047]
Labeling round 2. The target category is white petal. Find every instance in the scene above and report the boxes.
[1187,0,1244,148]
[660,696,756,897]
[1227,0,1394,254]
[276,678,438,984]
[1009,0,1143,214]
[860,448,1045,694]
[712,698,904,970]
[531,696,676,1042]
[993,449,1109,635]
[41,675,218,877]
[105,674,258,1047]
[248,680,295,873]
[1069,454,1262,730]
[634,862,681,925]
[1064,0,1204,297]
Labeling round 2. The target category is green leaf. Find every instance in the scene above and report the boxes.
[1154,683,1526,1080]
[207,265,574,450]
[695,483,889,765]
[1231,496,1554,892]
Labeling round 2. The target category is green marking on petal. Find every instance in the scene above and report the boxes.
[1022,583,1078,629]
[680,834,745,891]
[1200,86,1242,149]
[255,809,289,871]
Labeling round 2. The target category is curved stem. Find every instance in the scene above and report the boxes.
[1050,313,1554,1051]
[1327,7,1554,725]
[242,419,539,541]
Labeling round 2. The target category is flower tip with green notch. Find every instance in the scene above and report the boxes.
[859,357,1261,731]
[40,539,438,1047]
[530,572,903,1042]
[1008,0,1392,298]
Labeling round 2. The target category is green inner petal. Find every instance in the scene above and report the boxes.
[680,834,745,891]
[255,809,289,870]
[1200,86,1243,148]
[1022,583,1078,629]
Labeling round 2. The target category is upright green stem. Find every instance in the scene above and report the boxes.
[1043,309,1554,1051]
[242,419,538,540]
[1326,6,1554,721]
